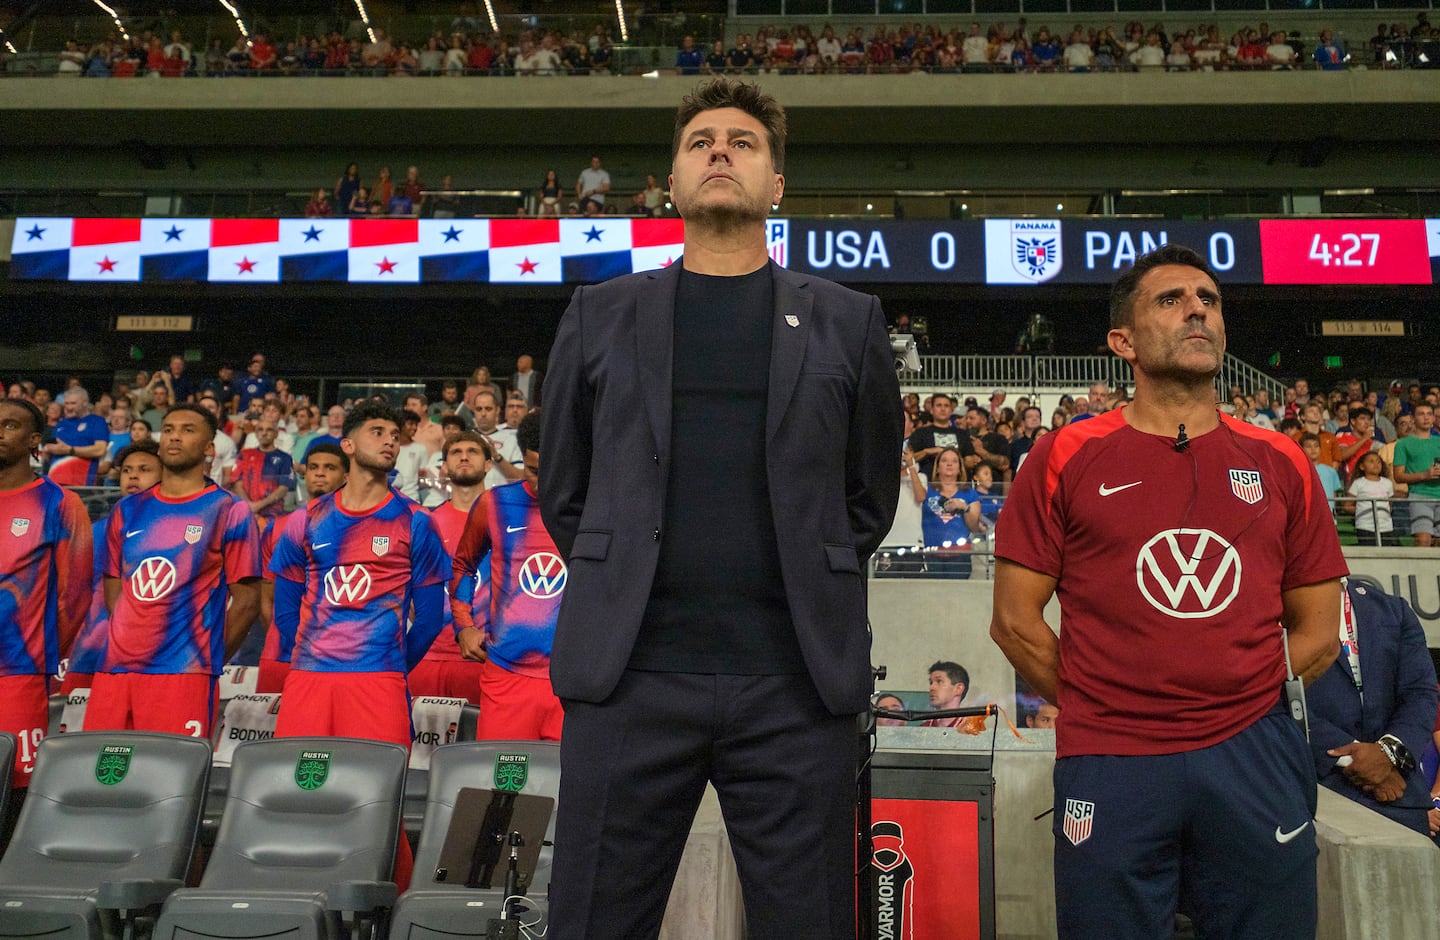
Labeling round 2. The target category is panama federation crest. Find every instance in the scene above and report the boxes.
[494,753,529,793]
[96,743,134,786]
[1011,220,1063,283]
[1229,469,1264,505]
[295,749,331,790]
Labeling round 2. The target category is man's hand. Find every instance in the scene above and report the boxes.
[1365,769,1407,804]
[1329,741,1397,789]
[457,626,489,663]
[1428,808,1439,838]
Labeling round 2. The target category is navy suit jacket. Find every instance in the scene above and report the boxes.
[539,260,903,715]
[1307,582,1439,835]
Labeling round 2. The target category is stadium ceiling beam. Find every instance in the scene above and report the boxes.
[0,0,56,52]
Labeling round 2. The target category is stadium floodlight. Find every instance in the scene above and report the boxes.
[217,0,250,39]
[614,0,629,42]
[351,0,378,45]
[479,0,499,34]
[91,0,130,40]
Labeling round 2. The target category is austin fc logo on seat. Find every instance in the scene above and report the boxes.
[1136,528,1241,619]
[131,556,178,602]
[518,552,567,600]
[323,565,373,605]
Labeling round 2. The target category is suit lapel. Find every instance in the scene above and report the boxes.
[766,263,813,444]
[636,262,681,463]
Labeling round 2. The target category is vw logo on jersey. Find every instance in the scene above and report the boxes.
[131,556,179,602]
[1135,528,1242,620]
[323,564,373,606]
[372,536,390,557]
[518,552,567,600]
[184,524,204,545]
[10,518,30,538]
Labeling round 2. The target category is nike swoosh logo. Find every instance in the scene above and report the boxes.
[125,529,143,538]
[506,525,526,533]
[1275,823,1309,844]
[312,542,332,549]
[1098,482,1142,497]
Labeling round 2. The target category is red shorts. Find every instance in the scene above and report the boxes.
[0,675,50,788]
[255,657,291,694]
[274,670,411,747]
[60,672,93,695]
[477,659,562,742]
[85,672,216,738]
[273,669,414,890]
[407,657,483,705]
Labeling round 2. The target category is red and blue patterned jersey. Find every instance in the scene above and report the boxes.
[104,484,261,675]
[0,478,93,676]
[50,415,109,485]
[67,517,111,677]
[258,508,293,663]
[232,448,296,521]
[427,501,491,663]
[269,489,450,673]
[449,481,563,679]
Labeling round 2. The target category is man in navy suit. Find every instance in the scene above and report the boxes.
[1307,579,1439,841]
[540,77,902,939]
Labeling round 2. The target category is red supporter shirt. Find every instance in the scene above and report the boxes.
[995,408,1347,759]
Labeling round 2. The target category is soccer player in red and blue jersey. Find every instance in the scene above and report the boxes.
[412,431,492,704]
[255,443,348,694]
[230,416,296,532]
[450,412,565,741]
[269,402,450,889]
[0,397,92,788]
[90,404,262,738]
[62,440,162,697]
[992,245,1346,938]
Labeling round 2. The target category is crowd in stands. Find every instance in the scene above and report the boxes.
[881,372,1440,568]
[14,11,1436,77]
[303,156,668,218]
[39,23,624,77]
[11,354,1439,558]
[684,15,1437,74]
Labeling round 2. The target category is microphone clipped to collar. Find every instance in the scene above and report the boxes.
[1174,424,1190,453]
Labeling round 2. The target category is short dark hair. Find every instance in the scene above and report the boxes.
[0,398,46,436]
[342,401,401,438]
[440,415,467,433]
[1349,406,1373,420]
[114,439,160,468]
[305,442,349,471]
[442,430,492,462]
[1298,431,1320,445]
[400,410,420,426]
[1109,243,1220,330]
[517,410,542,456]
[164,403,218,437]
[672,77,787,173]
[928,660,969,696]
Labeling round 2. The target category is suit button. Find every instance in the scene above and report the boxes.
[653,527,660,541]
[652,454,659,463]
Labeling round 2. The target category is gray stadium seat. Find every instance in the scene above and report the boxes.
[389,741,560,940]
[152,737,407,940]
[0,732,15,849]
[46,695,64,738]
[0,731,212,940]
[403,704,481,843]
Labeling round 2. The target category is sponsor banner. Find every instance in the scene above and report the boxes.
[213,691,282,767]
[58,687,88,734]
[871,798,981,938]
[409,695,467,771]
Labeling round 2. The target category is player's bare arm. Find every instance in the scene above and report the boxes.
[990,558,1061,703]
[1282,578,1342,685]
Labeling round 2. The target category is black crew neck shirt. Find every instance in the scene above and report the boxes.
[630,265,805,674]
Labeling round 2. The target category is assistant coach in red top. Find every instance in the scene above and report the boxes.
[991,244,1346,938]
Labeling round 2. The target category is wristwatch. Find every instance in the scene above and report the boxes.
[1377,734,1417,776]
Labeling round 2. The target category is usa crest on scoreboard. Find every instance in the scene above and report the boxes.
[1062,798,1095,846]
[1228,469,1264,505]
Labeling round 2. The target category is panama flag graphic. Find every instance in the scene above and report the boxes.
[489,219,563,284]
[630,219,687,273]
[209,219,282,283]
[419,218,490,282]
[279,218,350,281]
[349,219,421,283]
[70,218,143,282]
